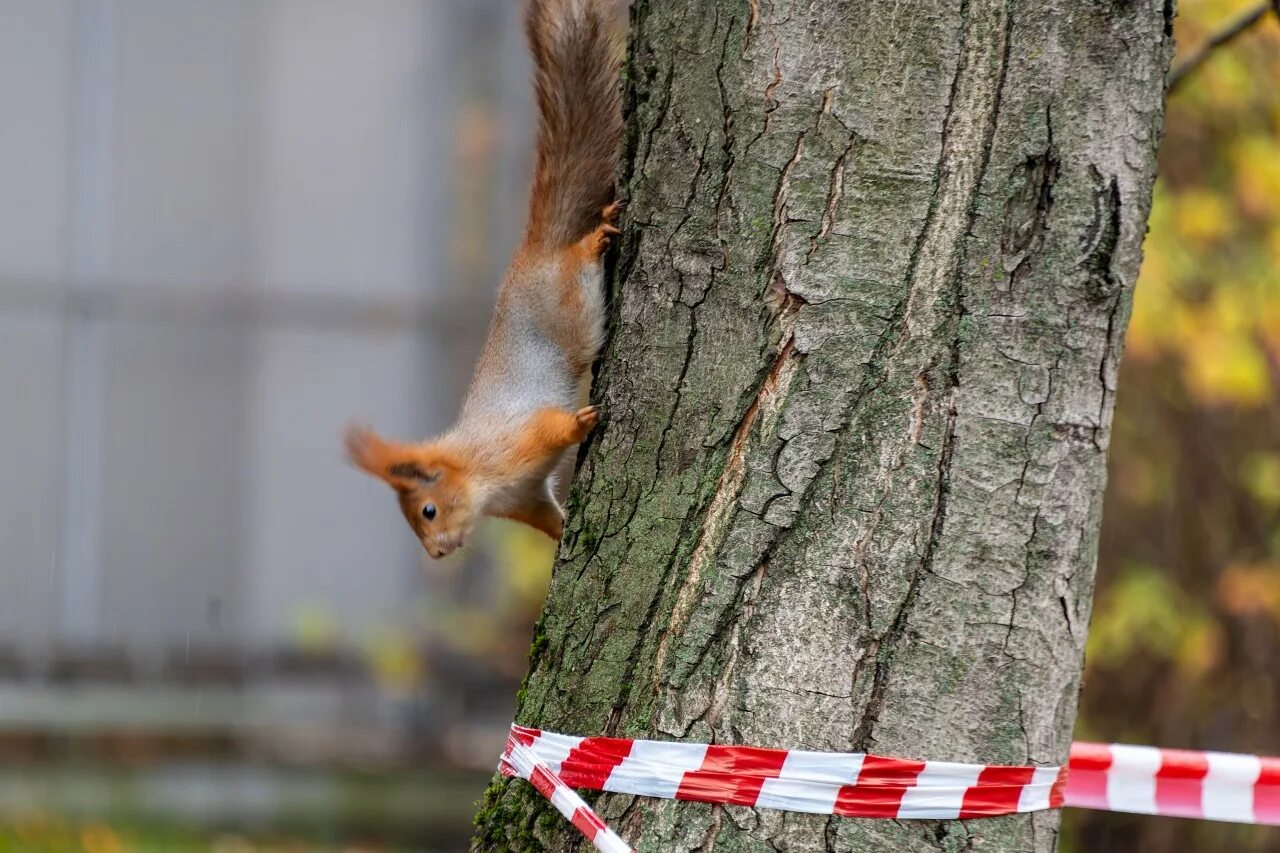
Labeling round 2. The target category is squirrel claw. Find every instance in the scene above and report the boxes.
[580,225,617,259]
[602,200,625,224]
[578,202,624,258]
[573,405,600,440]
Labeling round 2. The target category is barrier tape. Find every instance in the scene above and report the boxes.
[499,726,1280,852]
[1067,742,1280,824]
[500,731,634,853]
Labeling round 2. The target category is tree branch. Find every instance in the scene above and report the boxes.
[1168,0,1279,93]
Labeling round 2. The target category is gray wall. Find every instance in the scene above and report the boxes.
[0,0,530,651]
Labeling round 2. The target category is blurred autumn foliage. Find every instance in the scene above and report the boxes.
[1064,1,1280,850]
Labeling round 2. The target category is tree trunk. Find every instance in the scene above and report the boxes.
[475,1,1171,850]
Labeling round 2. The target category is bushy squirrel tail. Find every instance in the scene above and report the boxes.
[524,0,623,249]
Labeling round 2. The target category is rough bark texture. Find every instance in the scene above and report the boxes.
[475,1,1171,850]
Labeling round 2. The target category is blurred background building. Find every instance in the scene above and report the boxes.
[0,0,1275,851]
[0,1,549,849]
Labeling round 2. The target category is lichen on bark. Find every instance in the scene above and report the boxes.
[474,1,1171,850]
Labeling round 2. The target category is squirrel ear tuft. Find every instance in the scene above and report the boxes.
[345,425,441,487]
[345,425,398,480]
[388,462,438,483]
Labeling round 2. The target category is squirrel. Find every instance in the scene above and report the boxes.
[344,0,623,559]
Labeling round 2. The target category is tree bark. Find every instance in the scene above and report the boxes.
[475,1,1171,850]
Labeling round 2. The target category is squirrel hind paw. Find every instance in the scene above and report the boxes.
[601,200,625,224]
[578,225,617,259]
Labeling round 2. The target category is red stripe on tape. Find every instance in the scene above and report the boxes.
[1254,756,1280,824]
[677,745,789,806]
[571,805,608,839]
[1065,742,1112,810]
[507,723,1280,852]
[960,765,1036,818]
[529,763,558,801]
[1049,767,1068,809]
[560,737,634,790]
[1154,748,1209,819]
[833,755,926,818]
[511,725,541,747]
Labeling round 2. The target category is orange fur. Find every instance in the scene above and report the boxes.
[493,501,566,540]
[344,0,621,557]
[509,406,600,469]
[524,0,622,248]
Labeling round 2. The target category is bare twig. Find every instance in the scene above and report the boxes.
[1167,0,1278,93]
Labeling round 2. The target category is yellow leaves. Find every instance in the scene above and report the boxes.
[1129,1,1280,406]
[1178,619,1227,679]
[1183,327,1271,406]
[1131,182,1276,406]
[1231,135,1280,218]
[1182,281,1275,406]
[1173,188,1233,245]
[1269,226,1280,270]
[1197,52,1254,110]
[1086,565,1222,677]
[1091,560,1280,682]
[1242,452,1280,508]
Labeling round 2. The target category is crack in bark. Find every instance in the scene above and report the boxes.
[1082,170,1123,301]
[804,89,860,263]
[1093,292,1124,453]
[702,550,770,729]
[712,9,739,229]
[758,40,783,145]
[766,131,807,289]
[744,0,759,52]
[849,0,1012,756]
[852,385,960,750]
[652,338,801,694]
[1001,106,1058,292]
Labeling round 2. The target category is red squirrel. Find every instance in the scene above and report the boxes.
[345,0,622,558]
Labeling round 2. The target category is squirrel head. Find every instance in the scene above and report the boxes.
[344,426,478,559]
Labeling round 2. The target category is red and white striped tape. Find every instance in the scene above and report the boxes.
[499,726,1280,852]
[1066,742,1280,824]
[501,729,634,853]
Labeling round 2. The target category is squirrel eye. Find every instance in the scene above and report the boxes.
[422,503,437,521]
